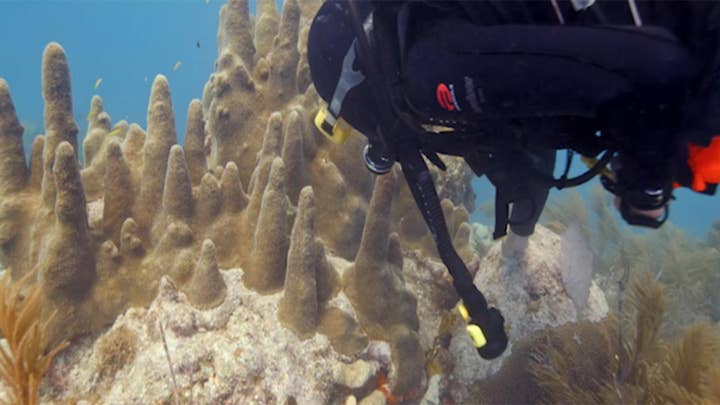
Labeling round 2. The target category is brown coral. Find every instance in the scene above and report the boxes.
[278,186,319,337]
[185,239,226,310]
[95,324,138,381]
[244,157,289,292]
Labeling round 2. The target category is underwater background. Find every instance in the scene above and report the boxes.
[0,0,718,404]
[1,1,717,237]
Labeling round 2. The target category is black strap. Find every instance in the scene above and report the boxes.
[397,142,508,359]
[349,0,508,359]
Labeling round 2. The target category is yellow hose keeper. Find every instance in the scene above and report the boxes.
[467,324,488,348]
[314,106,353,145]
[457,302,470,321]
[456,303,488,349]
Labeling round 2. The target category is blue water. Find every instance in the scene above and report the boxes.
[0,0,241,146]
[1,0,717,237]
[471,161,719,239]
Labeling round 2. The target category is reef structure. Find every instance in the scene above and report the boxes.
[0,0,478,401]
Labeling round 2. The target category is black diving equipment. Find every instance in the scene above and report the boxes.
[599,172,672,229]
[308,0,626,360]
[309,0,510,359]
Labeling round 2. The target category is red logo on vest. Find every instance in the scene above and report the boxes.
[436,83,455,111]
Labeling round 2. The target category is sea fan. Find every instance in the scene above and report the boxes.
[0,272,68,405]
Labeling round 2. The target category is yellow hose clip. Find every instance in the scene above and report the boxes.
[314,106,353,145]
[581,155,616,182]
[456,303,488,349]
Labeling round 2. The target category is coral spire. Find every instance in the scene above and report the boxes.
[245,158,273,234]
[28,135,44,190]
[136,75,177,230]
[355,173,395,269]
[259,112,284,163]
[314,239,339,306]
[184,99,207,186]
[86,95,105,129]
[41,43,79,207]
[83,96,109,166]
[245,157,289,292]
[279,186,319,337]
[122,124,145,172]
[267,0,300,102]
[42,141,95,300]
[103,140,134,244]
[161,145,193,221]
[186,239,227,310]
[281,110,306,204]
[0,79,28,194]
[220,0,255,70]
[53,142,87,226]
[248,111,283,193]
[196,172,222,224]
[220,161,247,213]
[254,0,280,57]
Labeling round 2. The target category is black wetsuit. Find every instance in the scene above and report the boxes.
[309,0,720,235]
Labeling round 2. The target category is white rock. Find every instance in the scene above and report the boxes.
[332,359,380,389]
[449,225,609,402]
[359,390,388,405]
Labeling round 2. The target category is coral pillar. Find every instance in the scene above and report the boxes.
[186,239,227,309]
[267,0,300,105]
[135,75,177,233]
[184,99,207,186]
[41,43,79,207]
[103,140,134,244]
[41,142,95,300]
[0,79,28,195]
[245,158,289,292]
[279,186,319,337]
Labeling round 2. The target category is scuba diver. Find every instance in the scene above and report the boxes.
[307,0,720,359]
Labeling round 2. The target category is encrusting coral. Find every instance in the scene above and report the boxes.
[0,0,478,401]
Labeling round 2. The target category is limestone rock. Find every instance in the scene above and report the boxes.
[448,226,609,402]
[41,270,385,404]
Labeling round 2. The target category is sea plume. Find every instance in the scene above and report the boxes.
[0,272,68,405]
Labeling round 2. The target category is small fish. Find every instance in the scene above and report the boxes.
[94,78,103,90]
[108,128,123,137]
[86,111,93,122]
[173,61,182,71]
[196,40,200,48]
